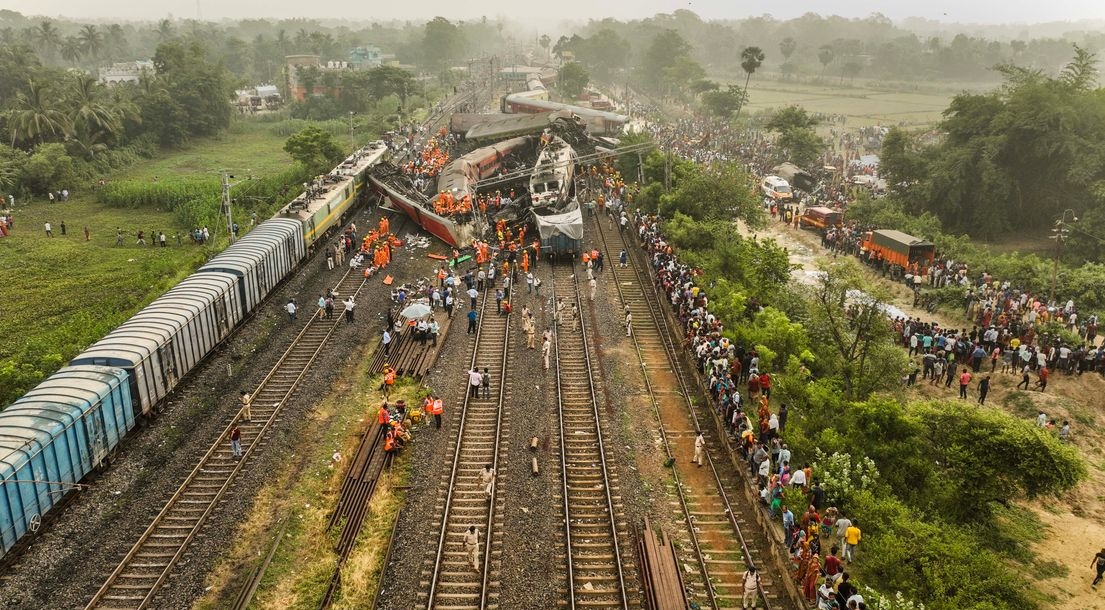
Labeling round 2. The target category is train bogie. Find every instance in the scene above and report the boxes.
[0,366,132,559]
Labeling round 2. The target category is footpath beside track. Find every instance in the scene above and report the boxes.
[550,263,631,610]
[592,213,800,610]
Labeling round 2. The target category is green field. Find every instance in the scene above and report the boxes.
[0,118,300,406]
[735,78,958,128]
[115,120,296,183]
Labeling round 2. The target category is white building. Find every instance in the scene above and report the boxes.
[99,60,155,85]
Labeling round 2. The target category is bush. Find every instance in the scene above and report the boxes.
[20,144,76,195]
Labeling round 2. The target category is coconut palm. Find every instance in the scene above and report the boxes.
[156,19,174,41]
[60,35,82,64]
[9,80,71,146]
[36,19,62,59]
[734,46,765,120]
[78,24,103,59]
[68,74,120,140]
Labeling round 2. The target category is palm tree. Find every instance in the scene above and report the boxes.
[78,24,103,59]
[60,36,83,64]
[734,46,765,120]
[36,19,62,59]
[156,19,174,41]
[104,24,127,60]
[68,74,120,140]
[9,80,71,146]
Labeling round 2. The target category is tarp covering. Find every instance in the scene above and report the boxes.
[534,205,583,241]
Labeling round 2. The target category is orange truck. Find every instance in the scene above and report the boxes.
[798,206,843,231]
[861,229,935,268]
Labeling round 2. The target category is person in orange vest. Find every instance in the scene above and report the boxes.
[431,395,444,429]
[383,428,396,469]
[377,402,391,432]
[521,251,530,273]
[382,365,396,399]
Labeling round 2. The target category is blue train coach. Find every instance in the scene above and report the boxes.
[0,366,134,559]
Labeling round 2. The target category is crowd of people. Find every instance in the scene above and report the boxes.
[631,209,867,609]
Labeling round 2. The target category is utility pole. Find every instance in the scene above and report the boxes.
[222,171,234,243]
[348,111,355,151]
[1049,209,1077,304]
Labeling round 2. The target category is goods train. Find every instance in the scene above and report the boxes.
[0,142,389,560]
[501,92,628,136]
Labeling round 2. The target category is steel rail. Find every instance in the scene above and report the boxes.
[594,213,775,610]
[424,275,512,610]
[551,263,629,610]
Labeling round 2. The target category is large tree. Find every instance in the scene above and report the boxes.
[557,61,589,99]
[422,17,464,77]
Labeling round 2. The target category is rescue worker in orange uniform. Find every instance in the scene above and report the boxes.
[431,396,444,429]
[377,402,390,432]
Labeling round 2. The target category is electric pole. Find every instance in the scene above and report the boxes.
[222,171,234,243]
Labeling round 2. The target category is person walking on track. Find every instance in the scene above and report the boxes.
[542,336,551,370]
[229,424,243,460]
[624,306,633,337]
[239,390,252,423]
[694,431,705,467]
[468,309,478,334]
[479,464,496,499]
[464,526,480,571]
[590,277,597,301]
[481,367,491,398]
[741,565,761,610]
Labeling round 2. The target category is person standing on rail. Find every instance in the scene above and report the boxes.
[464,525,480,571]
[589,276,598,301]
[741,565,761,610]
[542,335,552,370]
[239,390,252,423]
[467,309,478,334]
[343,296,355,322]
[526,314,536,349]
[229,424,243,460]
[482,367,491,399]
[382,328,392,358]
[479,464,496,499]
[624,306,633,337]
[694,431,705,467]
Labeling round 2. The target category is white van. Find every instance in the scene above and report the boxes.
[761,175,793,201]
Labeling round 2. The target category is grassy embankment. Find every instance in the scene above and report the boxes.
[193,356,422,610]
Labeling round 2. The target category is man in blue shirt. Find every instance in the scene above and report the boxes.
[782,505,795,547]
[467,309,478,334]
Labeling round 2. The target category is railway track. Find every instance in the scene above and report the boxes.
[419,281,513,610]
[592,214,792,610]
[550,264,630,610]
[84,264,373,610]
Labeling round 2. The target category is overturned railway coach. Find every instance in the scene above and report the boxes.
[0,143,389,561]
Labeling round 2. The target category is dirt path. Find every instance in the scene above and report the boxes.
[744,218,1105,609]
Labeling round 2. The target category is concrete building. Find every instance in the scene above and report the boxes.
[99,60,154,85]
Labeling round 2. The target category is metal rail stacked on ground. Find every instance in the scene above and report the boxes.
[592,214,796,610]
[83,264,375,610]
[317,424,390,609]
[635,518,686,610]
[419,279,513,610]
[230,518,290,610]
[550,263,630,610]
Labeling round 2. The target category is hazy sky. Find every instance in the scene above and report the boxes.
[6,0,1104,24]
